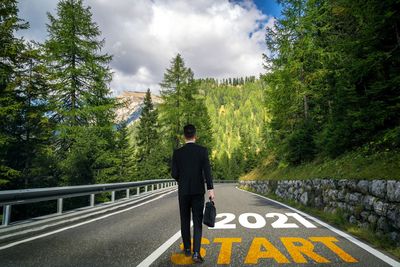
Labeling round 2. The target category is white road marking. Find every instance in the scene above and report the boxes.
[237,186,400,267]
[0,189,177,251]
[137,221,193,267]
[0,188,176,241]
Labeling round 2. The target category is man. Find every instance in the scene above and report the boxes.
[171,124,215,263]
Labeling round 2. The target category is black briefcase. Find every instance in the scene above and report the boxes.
[203,198,216,227]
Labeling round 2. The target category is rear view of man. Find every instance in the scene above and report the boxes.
[171,124,215,263]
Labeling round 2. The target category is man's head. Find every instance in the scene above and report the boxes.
[183,124,196,141]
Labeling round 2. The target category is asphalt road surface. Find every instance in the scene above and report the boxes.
[0,184,399,267]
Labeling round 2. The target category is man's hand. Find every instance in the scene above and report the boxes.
[208,189,215,201]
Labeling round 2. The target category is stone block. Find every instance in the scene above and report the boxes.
[373,200,389,216]
[356,180,369,194]
[387,180,400,202]
[369,180,386,198]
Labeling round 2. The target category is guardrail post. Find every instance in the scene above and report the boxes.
[111,191,115,202]
[137,187,140,195]
[90,194,95,207]
[2,205,11,226]
[151,184,154,191]
[157,184,159,190]
[126,189,130,199]
[145,185,148,192]
[57,198,63,214]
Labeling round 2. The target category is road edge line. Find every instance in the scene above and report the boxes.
[137,221,193,267]
[0,189,177,251]
[0,188,177,240]
[236,186,400,267]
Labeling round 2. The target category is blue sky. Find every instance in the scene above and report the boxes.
[253,0,282,18]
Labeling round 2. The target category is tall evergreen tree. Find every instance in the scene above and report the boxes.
[159,54,191,150]
[134,89,167,180]
[159,54,213,151]
[12,43,55,188]
[0,0,27,187]
[44,0,116,185]
[110,121,135,182]
[0,1,54,189]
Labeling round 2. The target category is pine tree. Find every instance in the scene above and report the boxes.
[159,54,213,151]
[134,89,166,180]
[111,121,135,182]
[44,0,116,185]
[159,54,191,150]
[136,89,158,156]
[0,0,54,189]
[263,0,318,163]
[12,42,56,188]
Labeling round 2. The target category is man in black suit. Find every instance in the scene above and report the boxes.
[171,124,215,263]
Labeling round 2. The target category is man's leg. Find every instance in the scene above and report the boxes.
[178,194,191,250]
[191,194,205,253]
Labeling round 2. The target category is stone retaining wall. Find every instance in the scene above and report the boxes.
[239,179,400,245]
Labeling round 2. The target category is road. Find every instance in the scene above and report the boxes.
[0,184,399,266]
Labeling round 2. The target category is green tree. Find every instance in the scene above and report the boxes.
[262,0,400,164]
[159,54,191,150]
[117,121,135,181]
[0,1,55,189]
[44,0,116,185]
[0,0,27,186]
[12,43,56,188]
[134,89,167,180]
[159,54,213,151]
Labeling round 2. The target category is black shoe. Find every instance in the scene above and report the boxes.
[184,248,191,257]
[192,252,204,263]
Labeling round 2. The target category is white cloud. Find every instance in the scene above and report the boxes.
[18,0,275,95]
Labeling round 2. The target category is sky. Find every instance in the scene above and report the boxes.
[17,0,282,95]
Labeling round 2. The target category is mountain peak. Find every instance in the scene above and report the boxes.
[115,90,162,124]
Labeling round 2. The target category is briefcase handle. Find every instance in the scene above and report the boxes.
[208,197,215,205]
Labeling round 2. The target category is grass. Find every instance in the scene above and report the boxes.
[240,186,400,260]
[241,148,400,181]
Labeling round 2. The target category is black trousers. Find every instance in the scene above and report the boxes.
[178,193,205,253]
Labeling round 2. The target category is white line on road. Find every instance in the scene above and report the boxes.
[237,186,400,267]
[0,188,176,241]
[137,221,193,267]
[0,189,177,251]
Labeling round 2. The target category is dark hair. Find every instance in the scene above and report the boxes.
[183,124,196,139]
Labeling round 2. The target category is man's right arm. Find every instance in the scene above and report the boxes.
[203,148,214,190]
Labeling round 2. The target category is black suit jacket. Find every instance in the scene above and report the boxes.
[171,142,214,195]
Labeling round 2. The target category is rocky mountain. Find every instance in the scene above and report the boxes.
[115,91,162,125]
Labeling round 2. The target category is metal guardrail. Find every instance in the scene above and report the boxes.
[0,179,176,227]
[0,179,237,227]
